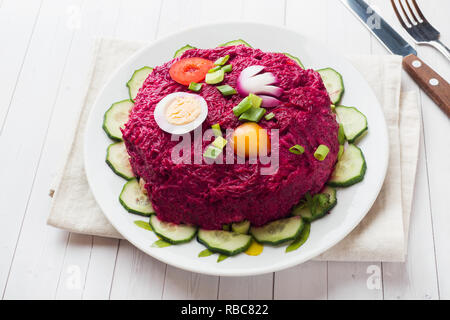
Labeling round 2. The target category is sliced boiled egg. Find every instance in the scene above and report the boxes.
[232,122,270,158]
[154,92,208,135]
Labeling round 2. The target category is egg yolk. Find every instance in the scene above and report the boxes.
[165,96,201,125]
[232,122,270,158]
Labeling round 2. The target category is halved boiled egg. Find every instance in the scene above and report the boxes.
[154,92,208,135]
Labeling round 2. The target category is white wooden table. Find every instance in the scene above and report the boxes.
[0,0,448,300]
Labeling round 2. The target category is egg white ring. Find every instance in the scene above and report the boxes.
[153,92,208,135]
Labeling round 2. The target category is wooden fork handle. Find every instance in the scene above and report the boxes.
[402,54,450,117]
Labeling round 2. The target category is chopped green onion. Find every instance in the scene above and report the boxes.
[248,93,262,108]
[213,136,227,149]
[203,145,222,159]
[211,123,222,137]
[337,145,344,160]
[198,249,213,257]
[314,144,329,161]
[233,97,252,116]
[217,254,228,263]
[239,107,266,122]
[331,104,336,112]
[188,82,202,92]
[214,55,230,66]
[289,145,305,155]
[222,64,232,73]
[151,239,171,248]
[264,112,275,121]
[338,124,345,145]
[205,69,224,84]
[208,65,222,73]
[216,84,237,96]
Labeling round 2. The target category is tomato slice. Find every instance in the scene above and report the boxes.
[169,57,214,86]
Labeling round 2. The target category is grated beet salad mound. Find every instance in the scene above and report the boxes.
[122,45,339,230]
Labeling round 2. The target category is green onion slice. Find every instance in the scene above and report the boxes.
[214,55,230,66]
[213,136,227,149]
[314,144,329,161]
[337,145,344,160]
[239,107,266,122]
[233,97,252,116]
[205,69,225,84]
[208,65,222,73]
[222,64,232,73]
[264,112,275,121]
[289,145,305,155]
[203,145,222,159]
[248,93,262,108]
[212,123,222,137]
[216,84,237,96]
[188,82,202,92]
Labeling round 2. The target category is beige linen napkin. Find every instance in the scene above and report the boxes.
[47,39,420,261]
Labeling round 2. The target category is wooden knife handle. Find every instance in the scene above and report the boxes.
[402,54,450,117]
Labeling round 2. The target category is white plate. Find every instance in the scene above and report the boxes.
[84,22,388,277]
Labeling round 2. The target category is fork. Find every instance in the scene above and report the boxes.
[391,0,450,61]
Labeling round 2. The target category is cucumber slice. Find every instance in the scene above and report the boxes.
[328,144,366,187]
[293,187,337,222]
[335,106,368,143]
[197,230,252,256]
[291,203,312,221]
[126,67,153,102]
[174,44,195,58]
[149,215,197,244]
[106,142,135,180]
[119,178,155,216]
[231,220,250,234]
[283,52,304,69]
[317,68,344,104]
[219,39,252,48]
[102,99,133,141]
[250,216,304,245]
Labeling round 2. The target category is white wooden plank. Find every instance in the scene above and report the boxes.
[0,0,42,130]
[409,0,450,300]
[242,0,285,24]
[82,237,119,300]
[162,266,219,300]
[274,261,327,300]
[328,262,383,300]
[382,141,439,299]
[109,240,166,300]
[218,274,274,300]
[157,0,243,38]
[55,233,93,299]
[2,0,123,300]
[112,0,162,42]
[0,0,81,297]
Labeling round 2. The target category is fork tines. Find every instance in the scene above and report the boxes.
[390,0,440,42]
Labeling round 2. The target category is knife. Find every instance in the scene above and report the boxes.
[341,0,450,117]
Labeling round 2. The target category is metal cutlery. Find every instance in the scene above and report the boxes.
[341,0,450,117]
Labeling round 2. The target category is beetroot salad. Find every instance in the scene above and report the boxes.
[121,45,339,230]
